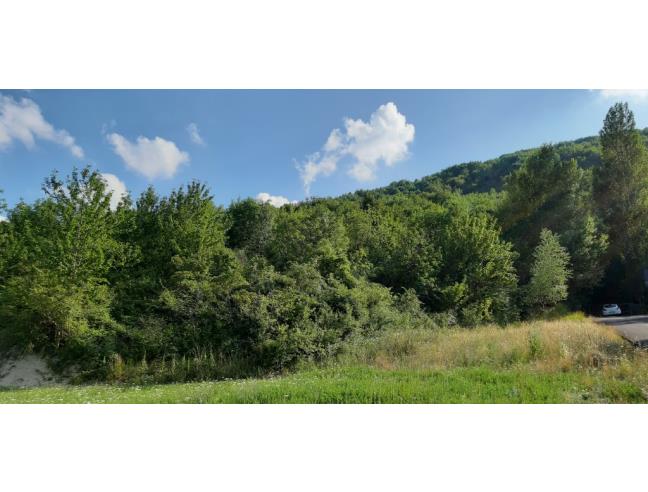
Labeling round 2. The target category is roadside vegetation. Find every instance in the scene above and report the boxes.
[1,102,648,399]
[2,317,647,403]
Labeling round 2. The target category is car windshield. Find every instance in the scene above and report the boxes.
[603,304,617,308]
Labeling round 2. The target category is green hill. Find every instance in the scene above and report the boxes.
[356,128,648,197]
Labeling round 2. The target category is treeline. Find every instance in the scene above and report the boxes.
[358,127,648,196]
[0,103,647,381]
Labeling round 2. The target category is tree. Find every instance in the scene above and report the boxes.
[0,168,123,358]
[226,198,275,256]
[594,102,648,262]
[500,145,607,302]
[0,189,10,284]
[525,229,571,313]
[267,203,350,277]
[430,201,518,325]
[114,182,244,358]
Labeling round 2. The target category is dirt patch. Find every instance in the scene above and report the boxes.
[0,355,61,388]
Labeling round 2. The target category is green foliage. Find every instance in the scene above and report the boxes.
[267,204,350,272]
[0,189,6,220]
[364,129,648,196]
[112,181,244,359]
[226,198,275,256]
[4,318,647,403]
[588,103,648,303]
[0,190,9,282]
[500,144,607,303]
[425,201,518,325]
[226,261,400,371]
[525,229,571,313]
[2,103,648,383]
[594,103,648,262]
[326,193,518,325]
[0,163,522,375]
[0,169,124,364]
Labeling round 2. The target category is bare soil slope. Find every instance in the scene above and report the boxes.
[0,355,59,388]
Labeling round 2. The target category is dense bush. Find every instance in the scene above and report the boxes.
[0,170,439,380]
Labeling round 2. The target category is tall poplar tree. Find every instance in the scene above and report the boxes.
[594,102,648,261]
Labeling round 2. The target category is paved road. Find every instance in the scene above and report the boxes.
[595,315,648,346]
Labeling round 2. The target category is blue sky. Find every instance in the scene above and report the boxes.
[2,89,648,211]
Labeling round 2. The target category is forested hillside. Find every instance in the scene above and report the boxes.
[2,103,648,383]
[356,128,648,196]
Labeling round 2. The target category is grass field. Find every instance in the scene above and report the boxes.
[2,317,647,403]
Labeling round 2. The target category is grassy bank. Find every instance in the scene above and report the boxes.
[0,366,643,403]
[2,317,647,403]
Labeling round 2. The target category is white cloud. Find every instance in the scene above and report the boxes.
[0,215,7,223]
[324,128,343,152]
[0,94,84,158]
[347,161,375,182]
[296,102,414,194]
[297,151,339,195]
[598,90,648,101]
[256,192,297,207]
[101,119,117,135]
[344,102,415,179]
[186,122,205,145]
[100,173,127,211]
[107,133,189,180]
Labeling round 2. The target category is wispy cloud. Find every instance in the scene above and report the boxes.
[598,89,648,101]
[186,122,205,146]
[296,153,338,196]
[0,94,84,158]
[107,133,189,180]
[100,173,127,210]
[296,102,415,194]
[101,119,117,135]
[256,192,297,207]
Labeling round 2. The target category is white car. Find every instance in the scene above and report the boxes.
[601,304,622,316]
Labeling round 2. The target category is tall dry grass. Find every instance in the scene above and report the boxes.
[340,317,645,375]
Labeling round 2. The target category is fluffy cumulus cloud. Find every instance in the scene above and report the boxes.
[0,94,84,158]
[296,102,414,194]
[186,122,205,145]
[256,192,297,207]
[599,90,648,100]
[107,133,189,180]
[100,173,127,211]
